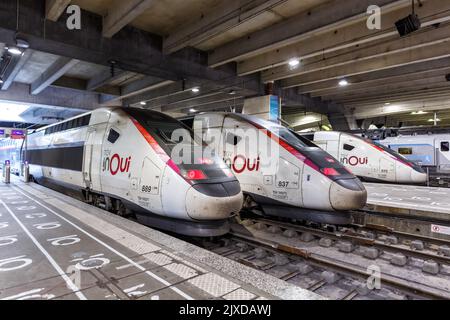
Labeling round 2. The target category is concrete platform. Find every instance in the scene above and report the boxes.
[363,183,450,239]
[0,180,322,300]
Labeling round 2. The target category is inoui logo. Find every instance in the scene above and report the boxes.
[367,5,382,30]
[66,5,81,30]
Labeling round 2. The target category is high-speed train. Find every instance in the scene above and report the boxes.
[183,113,367,225]
[306,131,427,184]
[24,107,243,236]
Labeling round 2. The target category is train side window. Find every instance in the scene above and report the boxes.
[398,147,413,155]
[441,141,449,152]
[107,128,120,143]
[343,143,355,151]
[226,132,241,145]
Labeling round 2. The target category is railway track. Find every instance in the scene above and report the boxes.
[194,216,450,300]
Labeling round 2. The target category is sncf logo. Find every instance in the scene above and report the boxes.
[341,156,368,166]
[103,154,131,175]
[225,155,260,174]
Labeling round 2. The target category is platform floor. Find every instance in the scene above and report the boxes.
[0,180,321,300]
[364,183,450,216]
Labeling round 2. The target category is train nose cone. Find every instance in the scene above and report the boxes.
[411,169,427,184]
[185,182,244,220]
[329,178,367,211]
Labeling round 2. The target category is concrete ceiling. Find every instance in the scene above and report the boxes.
[0,0,449,130]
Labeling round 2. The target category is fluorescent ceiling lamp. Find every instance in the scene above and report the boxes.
[0,102,30,122]
[338,79,349,87]
[411,110,428,115]
[288,58,300,67]
[140,101,146,106]
[428,118,441,122]
[191,87,200,93]
[189,108,197,113]
[384,102,391,105]
[7,47,23,55]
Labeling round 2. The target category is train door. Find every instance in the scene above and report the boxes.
[379,157,395,181]
[83,129,94,189]
[83,127,103,191]
[221,116,266,198]
[435,138,450,173]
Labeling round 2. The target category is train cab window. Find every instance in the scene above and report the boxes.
[226,132,241,145]
[441,141,449,152]
[398,147,413,155]
[343,144,355,151]
[107,128,120,143]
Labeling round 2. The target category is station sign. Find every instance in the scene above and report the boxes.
[0,128,26,139]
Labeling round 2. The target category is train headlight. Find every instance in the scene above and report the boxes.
[182,169,208,180]
[321,167,340,176]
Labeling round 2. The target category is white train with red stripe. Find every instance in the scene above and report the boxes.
[307,131,427,184]
[25,107,243,236]
[183,113,367,225]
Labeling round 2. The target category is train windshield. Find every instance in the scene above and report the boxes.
[123,108,234,183]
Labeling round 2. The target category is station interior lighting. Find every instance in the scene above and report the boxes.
[140,101,146,106]
[189,108,197,113]
[428,118,441,122]
[411,110,428,115]
[191,87,200,93]
[338,79,349,87]
[6,46,23,55]
[288,58,300,68]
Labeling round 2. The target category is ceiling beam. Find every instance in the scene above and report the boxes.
[86,68,127,91]
[297,58,450,94]
[0,0,268,103]
[1,49,33,90]
[316,73,450,99]
[31,57,79,95]
[263,23,450,82]
[163,0,285,54]
[281,40,450,88]
[208,0,407,67]
[238,0,450,75]
[103,0,156,38]
[45,0,71,22]
[347,98,450,119]
[0,82,101,110]
[123,72,262,107]
[339,88,450,105]
[179,98,245,114]
[162,92,243,113]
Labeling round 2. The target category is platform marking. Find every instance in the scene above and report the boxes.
[1,288,55,300]
[0,199,86,300]
[0,235,18,246]
[12,186,194,300]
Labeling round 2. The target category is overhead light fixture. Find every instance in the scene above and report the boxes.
[411,110,428,115]
[191,87,200,93]
[228,90,236,95]
[189,108,197,113]
[140,101,146,106]
[384,102,391,105]
[0,79,3,84]
[7,46,23,55]
[338,79,349,87]
[428,118,441,122]
[288,58,300,68]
